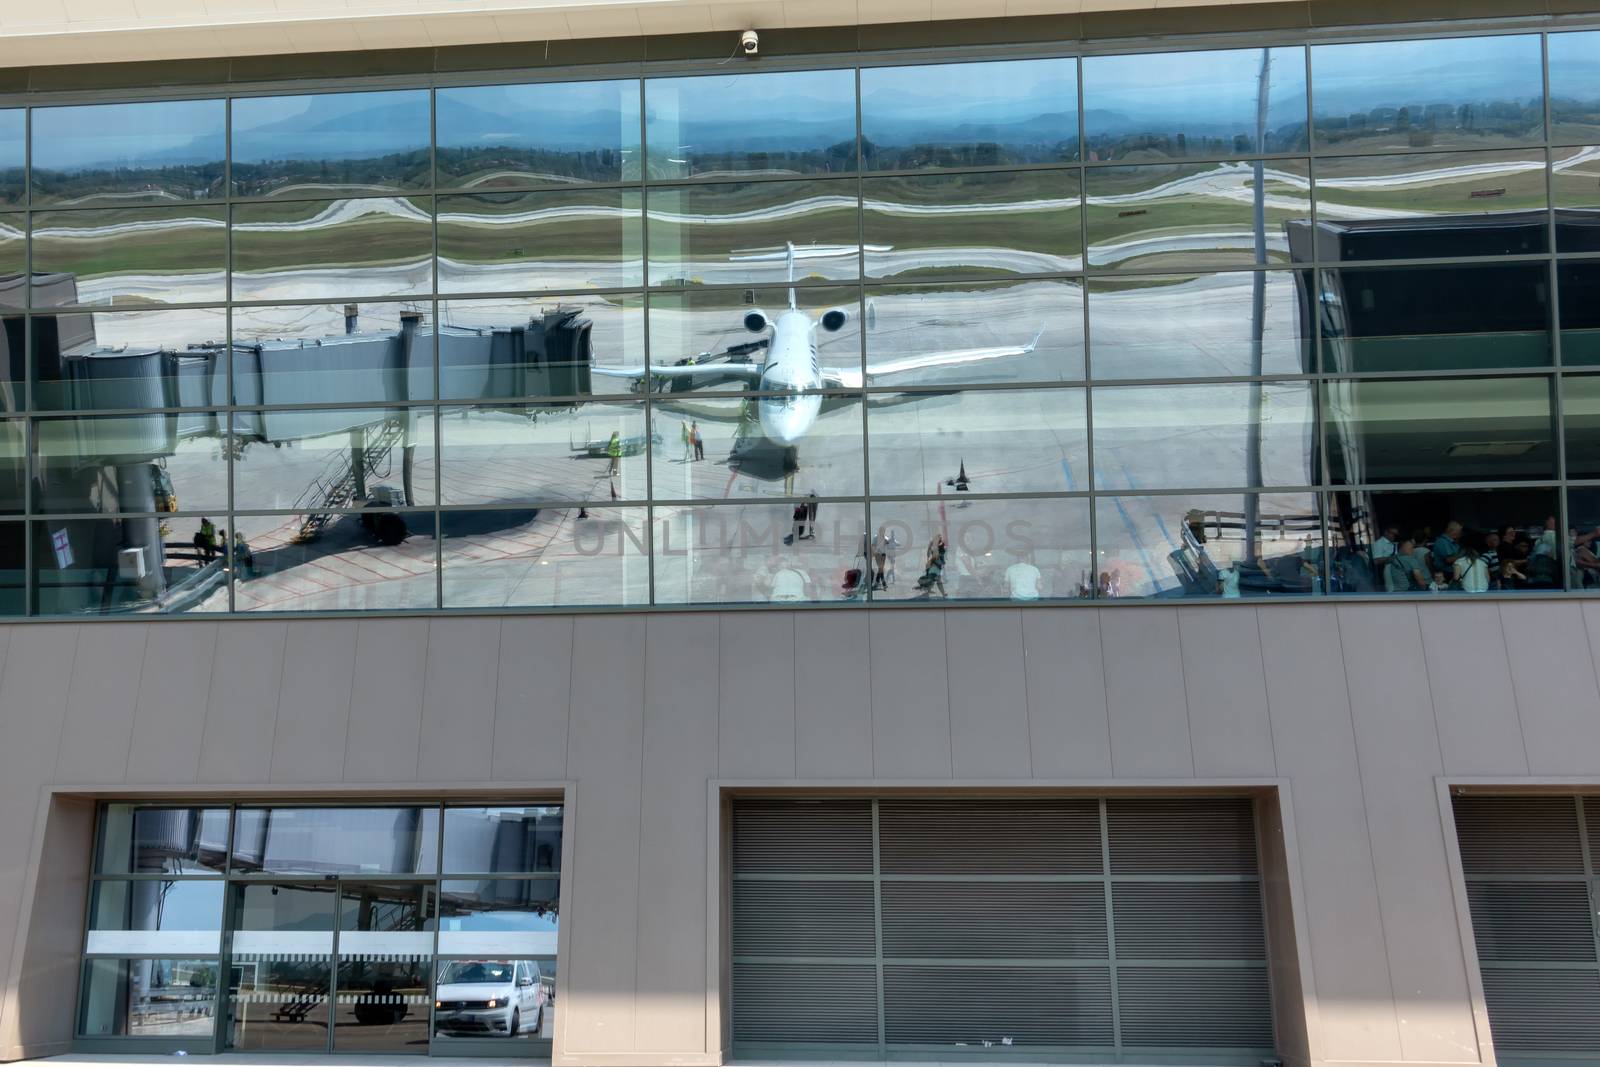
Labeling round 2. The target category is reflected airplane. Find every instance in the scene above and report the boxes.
[592,243,1043,445]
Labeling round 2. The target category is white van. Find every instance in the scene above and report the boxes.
[434,960,546,1037]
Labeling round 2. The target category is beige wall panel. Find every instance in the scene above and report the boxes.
[197,621,287,784]
[635,615,719,1054]
[794,612,874,778]
[1179,607,1276,777]
[0,626,76,1058]
[53,625,146,784]
[946,608,1031,778]
[1335,605,1479,1065]
[1258,606,1402,1064]
[417,617,502,781]
[343,617,430,781]
[1417,602,1529,777]
[870,611,953,778]
[493,616,575,781]
[125,623,214,784]
[1101,608,1193,777]
[269,619,358,783]
[562,615,646,1055]
[3,797,93,1061]
[1499,601,1600,775]
[718,613,795,778]
[1023,609,1112,777]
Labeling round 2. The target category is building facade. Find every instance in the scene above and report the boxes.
[1,2,1599,1066]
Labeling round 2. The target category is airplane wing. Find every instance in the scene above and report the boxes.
[821,328,1045,389]
[591,362,764,386]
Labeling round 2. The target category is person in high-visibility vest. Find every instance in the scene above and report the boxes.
[193,517,219,562]
[606,431,623,477]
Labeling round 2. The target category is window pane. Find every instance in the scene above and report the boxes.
[647,179,858,286]
[1311,34,1543,152]
[32,100,225,207]
[862,58,1078,170]
[652,500,866,605]
[1318,263,1550,372]
[232,407,434,509]
[33,308,228,411]
[1089,272,1310,379]
[1311,150,1548,259]
[1555,145,1600,253]
[440,505,649,609]
[0,523,21,615]
[1549,31,1600,144]
[81,958,218,1038]
[32,206,228,307]
[651,394,863,500]
[1084,47,1307,161]
[1095,492,1325,598]
[437,188,643,293]
[867,497,1091,601]
[439,294,645,400]
[230,511,439,613]
[867,387,1086,495]
[228,883,336,1052]
[647,285,860,393]
[33,412,226,513]
[863,170,1081,278]
[230,808,440,876]
[88,880,224,956]
[440,806,562,873]
[0,420,22,513]
[97,805,230,874]
[333,951,430,1053]
[1085,160,1308,269]
[1324,376,1553,484]
[231,302,433,406]
[437,79,640,188]
[646,69,856,179]
[1092,382,1316,490]
[441,401,648,504]
[232,198,432,302]
[436,877,560,950]
[31,518,228,616]
[434,957,554,1041]
[866,279,1084,385]
[231,90,431,197]
[0,110,22,206]
[1562,261,1600,367]
[1329,487,1559,592]
[1561,375,1600,478]
[1568,488,1600,590]
[0,215,21,308]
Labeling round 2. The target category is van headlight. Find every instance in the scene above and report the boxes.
[486,1000,498,1009]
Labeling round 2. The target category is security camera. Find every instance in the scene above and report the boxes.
[739,29,760,55]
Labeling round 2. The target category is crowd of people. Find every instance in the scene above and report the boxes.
[1341,516,1570,593]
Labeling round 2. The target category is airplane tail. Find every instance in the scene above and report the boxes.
[786,241,796,310]
[1023,326,1046,352]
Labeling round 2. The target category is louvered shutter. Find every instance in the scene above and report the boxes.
[731,796,1274,1059]
[1454,795,1600,1056]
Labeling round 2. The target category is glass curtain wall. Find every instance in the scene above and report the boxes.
[4,27,1598,611]
[79,803,563,1055]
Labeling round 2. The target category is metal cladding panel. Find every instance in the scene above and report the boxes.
[1466,882,1597,962]
[1116,966,1275,1049]
[1454,795,1586,874]
[731,879,876,959]
[877,799,1102,874]
[732,962,879,1045]
[880,881,1109,960]
[1478,969,1600,1052]
[1107,797,1260,875]
[733,798,873,874]
[882,964,1115,1047]
[1112,882,1268,960]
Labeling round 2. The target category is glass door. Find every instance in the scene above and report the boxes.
[333,882,432,1053]
[225,883,336,1052]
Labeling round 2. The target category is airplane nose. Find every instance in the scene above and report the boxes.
[759,395,819,445]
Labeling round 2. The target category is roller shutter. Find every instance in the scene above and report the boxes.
[730,796,1274,1060]
[1454,795,1600,1057]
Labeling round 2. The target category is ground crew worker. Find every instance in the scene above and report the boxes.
[194,517,219,561]
[607,431,623,476]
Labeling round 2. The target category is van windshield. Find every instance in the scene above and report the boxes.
[439,961,513,984]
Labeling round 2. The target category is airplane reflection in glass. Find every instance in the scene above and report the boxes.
[593,243,1043,446]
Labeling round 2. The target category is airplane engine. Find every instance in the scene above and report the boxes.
[820,308,850,331]
[743,310,770,333]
